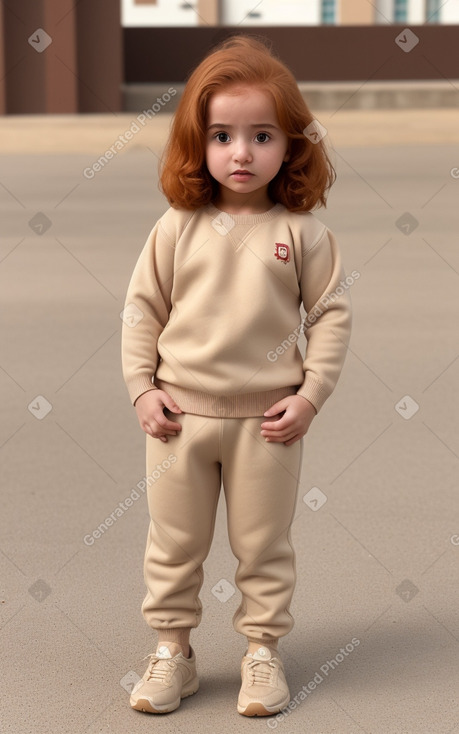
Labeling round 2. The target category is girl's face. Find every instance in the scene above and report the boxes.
[205,85,289,213]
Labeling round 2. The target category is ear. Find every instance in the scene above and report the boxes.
[283,152,290,162]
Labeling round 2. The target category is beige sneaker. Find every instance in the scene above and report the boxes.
[130,644,199,714]
[237,646,290,717]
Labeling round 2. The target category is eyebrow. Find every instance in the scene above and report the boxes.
[207,123,279,130]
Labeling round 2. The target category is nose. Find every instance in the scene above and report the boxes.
[232,138,252,164]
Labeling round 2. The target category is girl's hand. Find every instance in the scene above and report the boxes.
[260,395,317,446]
[134,389,182,442]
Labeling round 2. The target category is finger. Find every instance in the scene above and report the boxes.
[156,428,178,437]
[260,417,288,431]
[162,396,182,413]
[163,418,182,432]
[284,434,301,446]
[264,401,288,417]
[261,424,297,439]
[146,421,178,438]
[265,433,296,444]
[267,426,302,442]
[155,413,182,432]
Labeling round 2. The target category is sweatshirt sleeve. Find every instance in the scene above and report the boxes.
[297,225,353,413]
[121,218,175,406]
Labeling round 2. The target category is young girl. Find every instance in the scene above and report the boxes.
[121,34,352,718]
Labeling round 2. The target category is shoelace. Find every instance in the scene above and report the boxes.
[143,654,176,683]
[246,659,275,686]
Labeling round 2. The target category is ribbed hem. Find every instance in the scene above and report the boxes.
[155,380,297,418]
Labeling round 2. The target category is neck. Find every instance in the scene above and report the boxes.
[214,187,274,215]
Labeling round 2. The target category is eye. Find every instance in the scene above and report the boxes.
[215,132,230,143]
[255,132,270,143]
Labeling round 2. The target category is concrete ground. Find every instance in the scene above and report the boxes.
[1,107,459,734]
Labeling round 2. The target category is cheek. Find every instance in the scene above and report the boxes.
[206,145,226,170]
[205,145,215,169]
[261,148,287,172]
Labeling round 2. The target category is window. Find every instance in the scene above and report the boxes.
[394,0,408,21]
[425,0,441,22]
[321,0,336,24]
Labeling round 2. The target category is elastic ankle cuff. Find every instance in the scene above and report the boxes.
[156,627,192,646]
[246,637,279,649]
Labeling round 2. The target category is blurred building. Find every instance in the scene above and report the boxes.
[123,0,458,26]
[0,0,457,114]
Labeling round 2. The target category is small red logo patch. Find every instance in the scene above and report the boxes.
[274,243,290,263]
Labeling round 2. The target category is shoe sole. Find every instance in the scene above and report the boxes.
[131,677,199,714]
[237,696,291,717]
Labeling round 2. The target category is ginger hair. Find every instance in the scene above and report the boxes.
[159,34,335,212]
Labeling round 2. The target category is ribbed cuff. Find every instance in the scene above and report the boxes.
[155,627,192,645]
[296,374,326,413]
[246,636,279,649]
[125,373,157,406]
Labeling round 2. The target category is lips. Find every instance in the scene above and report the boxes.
[231,170,254,181]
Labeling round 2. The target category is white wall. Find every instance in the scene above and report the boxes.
[374,0,393,23]
[409,0,425,23]
[221,0,320,25]
[442,0,459,22]
[122,0,321,27]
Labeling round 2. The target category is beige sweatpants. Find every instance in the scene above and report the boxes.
[142,410,303,647]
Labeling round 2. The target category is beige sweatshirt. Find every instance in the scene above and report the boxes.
[121,203,353,417]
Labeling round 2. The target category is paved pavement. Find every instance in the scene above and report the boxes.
[1,109,459,734]
[1,108,459,153]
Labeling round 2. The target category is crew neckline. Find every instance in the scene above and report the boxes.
[206,202,284,225]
